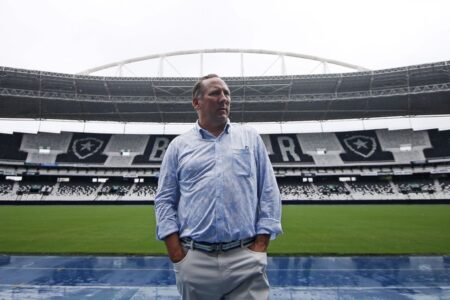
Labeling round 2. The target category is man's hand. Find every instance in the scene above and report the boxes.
[164,232,186,263]
[248,234,270,253]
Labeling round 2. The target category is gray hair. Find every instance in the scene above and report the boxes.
[192,74,220,99]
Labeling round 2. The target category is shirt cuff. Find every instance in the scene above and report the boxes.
[156,220,179,240]
[256,217,283,240]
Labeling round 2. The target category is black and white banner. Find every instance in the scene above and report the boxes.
[1,129,448,167]
[133,135,177,164]
[336,131,394,162]
[56,133,110,164]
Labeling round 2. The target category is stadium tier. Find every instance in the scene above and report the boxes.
[0,60,449,203]
[0,129,448,169]
[0,174,448,202]
[1,61,449,122]
[0,126,448,203]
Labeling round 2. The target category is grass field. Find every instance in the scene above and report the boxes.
[0,204,449,255]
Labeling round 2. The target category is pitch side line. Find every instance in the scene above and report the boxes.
[0,266,447,272]
[0,284,449,291]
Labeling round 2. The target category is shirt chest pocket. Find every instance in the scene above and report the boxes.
[232,148,251,177]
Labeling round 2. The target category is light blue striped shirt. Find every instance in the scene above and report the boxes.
[155,121,282,243]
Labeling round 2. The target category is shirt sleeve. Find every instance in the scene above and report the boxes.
[254,133,283,239]
[154,140,181,240]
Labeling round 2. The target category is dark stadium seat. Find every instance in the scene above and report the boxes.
[290,77,338,94]
[0,70,39,90]
[0,96,42,119]
[337,75,371,92]
[0,133,27,161]
[409,92,450,116]
[40,76,76,93]
[106,80,153,96]
[0,180,14,199]
[115,102,165,123]
[41,98,84,120]
[371,71,408,90]
[408,65,450,86]
[76,79,108,95]
[424,130,450,160]
[366,95,410,117]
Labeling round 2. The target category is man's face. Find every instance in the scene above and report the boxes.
[193,77,231,128]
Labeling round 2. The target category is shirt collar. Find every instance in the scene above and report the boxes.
[195,119,231,139]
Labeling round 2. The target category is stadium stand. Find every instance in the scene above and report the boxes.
[40,75,76,93]
[394,176,436,196]
[0,133,28,161]
[279,180,317,200]
[97,180,133,201]
[76,79,108,96]
[0,70,39,90]
[132,135,177,165]
[1,61,449,122]
[296,133,344,166]
[376,129,430,164]
[103,134,150,167]
[0,174,448,202]
[56,133,110,164]
[15,177,55,201]
[0,180,14,200]
[52,181,99,201]
[1,129,448,179]
[408,64,450,86]
[266,134,315,164]
[439,177,450,194]
[106,80,152,96]
[346,179,395,200]
[424,130,450,160]
[276,175,450,202]
[0,60,449,204]
[21,132,72,164]
[336,73,371,93]
[371,70,408,90]
[336,131,395,163]
[290,77,338,94]
[129,182,158,200]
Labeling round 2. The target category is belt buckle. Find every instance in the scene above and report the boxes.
[213,243,223,252]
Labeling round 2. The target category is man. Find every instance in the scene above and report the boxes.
[155,74,282,299]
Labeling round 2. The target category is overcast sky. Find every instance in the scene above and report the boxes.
[1,0,449,76]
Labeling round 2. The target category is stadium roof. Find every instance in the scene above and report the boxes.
[0,60,449,127]
[77,48,370,76]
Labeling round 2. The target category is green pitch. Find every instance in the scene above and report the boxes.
[0,205,449,255]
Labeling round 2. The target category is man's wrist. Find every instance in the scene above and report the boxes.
[249,234,270,252]
[164,232,187,263]
[170,247,186,263]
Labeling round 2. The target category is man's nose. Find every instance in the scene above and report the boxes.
[219,92,230,103]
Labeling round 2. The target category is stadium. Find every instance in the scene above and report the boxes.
[1,49,449,299]
[1,50,449,204]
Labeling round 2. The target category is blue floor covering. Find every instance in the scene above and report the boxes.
[0,255,449,299]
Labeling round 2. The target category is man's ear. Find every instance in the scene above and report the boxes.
[192,97,200,111]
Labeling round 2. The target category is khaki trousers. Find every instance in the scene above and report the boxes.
[173,246,269,300]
